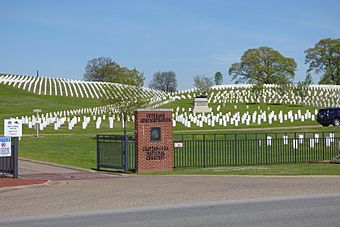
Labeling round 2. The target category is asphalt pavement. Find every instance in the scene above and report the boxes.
[1,193,340,227]
[1,159,340,226]
[1,174,340,219]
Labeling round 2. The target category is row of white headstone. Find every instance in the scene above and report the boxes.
[262,133,335,149]
[18,103,136,131]
[21,114,131,131]
[2,74,340,108]
[172,107,317,128]
[0,74,166,103]
[212,84,340,91]
[169,84,340,107]
[209,88,340,107]
[12,97,320,131]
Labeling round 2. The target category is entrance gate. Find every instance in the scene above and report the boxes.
[96,135,135,173]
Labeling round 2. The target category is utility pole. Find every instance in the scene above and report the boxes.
[33,109,42,138]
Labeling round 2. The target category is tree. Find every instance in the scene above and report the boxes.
[228,46,297,85]
[84,57,145,87]
[294,73,313,104]
[193,75,214,94]
[214,72,223,85]
[305,38,340,85]
[149,71,177,92]
[304,72,313,85]
[107,67,145,87]
[84,57,119,82]
[103,86,148,136]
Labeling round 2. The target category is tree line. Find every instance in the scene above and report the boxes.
[83,38,340,93]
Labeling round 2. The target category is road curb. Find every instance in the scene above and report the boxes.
[0,180,51,192]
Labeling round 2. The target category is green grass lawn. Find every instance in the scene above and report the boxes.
[14,127,340,177]
[2,82,340,175]
[0,82,332,137]
[140,163,340,175]
[20,134,97,169]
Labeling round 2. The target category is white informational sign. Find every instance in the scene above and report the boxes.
[4,119,22,137]
[0,137,11,157]
[174,142,183,148]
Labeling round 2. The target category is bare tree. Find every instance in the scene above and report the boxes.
[149,71,177,92]
[103,86,148,136]
[193,75,214,94]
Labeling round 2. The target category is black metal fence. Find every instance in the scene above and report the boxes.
[0,137,19,178]
[96,132,340,172]
[174,132,340,168]
[96,135,135,173]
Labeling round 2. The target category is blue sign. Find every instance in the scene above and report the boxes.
[0,137,11,157]
[0,137,11,142]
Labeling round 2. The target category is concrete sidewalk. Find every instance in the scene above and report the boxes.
[18,158,122,181]
[1,158,121,188]
[19,159,82,175]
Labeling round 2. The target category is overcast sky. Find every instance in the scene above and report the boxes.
[1,0,339,90]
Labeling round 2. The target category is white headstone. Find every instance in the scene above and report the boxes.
[310,138,315,148]
[267,136,272,146]
[292,139,298,149]
[283,135,288,145]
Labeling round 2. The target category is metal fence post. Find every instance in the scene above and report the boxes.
[12,137,19,178]
[124,134,129,174]
[96,135,100,171]
[321,132,325,161]
[265,133,268,164]
[203,134,206,168]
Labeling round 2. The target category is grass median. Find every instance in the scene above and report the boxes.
[140,163,340,175]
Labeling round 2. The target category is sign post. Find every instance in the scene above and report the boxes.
[3,119,22,178]
[33,109,42,138]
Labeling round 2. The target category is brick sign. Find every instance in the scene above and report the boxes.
[135,109,173,173]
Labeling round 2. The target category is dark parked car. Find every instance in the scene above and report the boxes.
[317,108,340,126]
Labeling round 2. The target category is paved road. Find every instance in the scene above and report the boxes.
[1,193,339,227]
[1,159,339,224]
[1,175,340,219]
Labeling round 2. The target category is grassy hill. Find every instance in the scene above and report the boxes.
[0,84,101,131]
[1,77,340,170]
